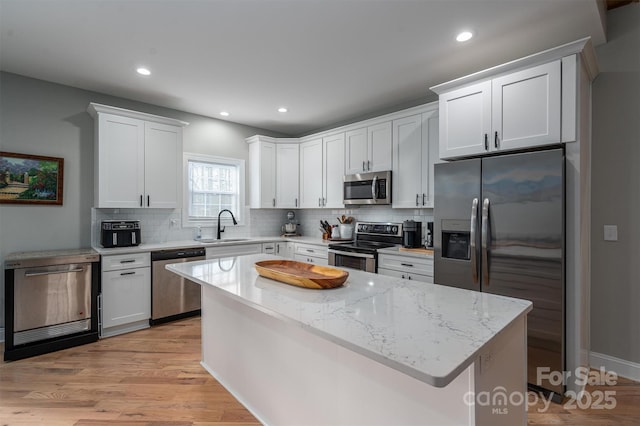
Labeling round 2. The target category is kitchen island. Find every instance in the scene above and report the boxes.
[167,254,532,426]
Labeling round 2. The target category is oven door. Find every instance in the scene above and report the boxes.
[328,249,376,273]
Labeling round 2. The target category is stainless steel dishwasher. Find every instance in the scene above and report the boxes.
[4,250,100,361]
[150,247,205,325]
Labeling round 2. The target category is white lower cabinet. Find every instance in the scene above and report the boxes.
[100,252,151,338]
[377,253,433,283]
[294,243,328,265]
[206,243,262,259]
[263,242,294,259]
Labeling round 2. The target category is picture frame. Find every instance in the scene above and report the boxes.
[0,151,64,205]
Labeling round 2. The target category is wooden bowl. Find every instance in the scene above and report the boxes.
[254,260,348,289]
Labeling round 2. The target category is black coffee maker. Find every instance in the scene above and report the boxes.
[402,220,422,248]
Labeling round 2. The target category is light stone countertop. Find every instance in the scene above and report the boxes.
[167,253,532,388]
[92,236,332,255]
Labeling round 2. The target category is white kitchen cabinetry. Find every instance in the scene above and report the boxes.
[392,108,439,208]
[263,241,294,259]
[88,103,187,208]
[345,121,392,174]
[247,137,299,208]
[100,252,151,337]
[436,60,561,159]
[249,138,277,208]
[299,134,345,208]
[276,144,299,208]
[206,243,262,259]
[378,252,433,283]
[294,243,328,265]
[299,138,323,208]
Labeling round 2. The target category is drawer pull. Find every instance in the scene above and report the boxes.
[401,263,414,267]
[120,259,136,264]
[120,271,136,276]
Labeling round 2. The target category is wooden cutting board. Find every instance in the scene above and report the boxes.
[399,247,434,255]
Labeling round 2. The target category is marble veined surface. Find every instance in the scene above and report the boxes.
[167,253,532,388]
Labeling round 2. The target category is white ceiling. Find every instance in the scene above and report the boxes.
[0,0,606,136]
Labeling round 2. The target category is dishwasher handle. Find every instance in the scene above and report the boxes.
[24,267,86,277]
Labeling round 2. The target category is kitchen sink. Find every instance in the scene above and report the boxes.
[197,238,251,244]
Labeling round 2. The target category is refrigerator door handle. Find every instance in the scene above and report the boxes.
[470,198,479,286]
[481,198,490,287]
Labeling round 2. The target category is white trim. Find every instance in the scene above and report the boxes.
[246,101,439,145]
[430,37,596,94]
[87,103,189,127]
[590,351,640,382]
[182,152,245,228]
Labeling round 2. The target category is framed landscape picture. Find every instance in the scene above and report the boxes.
[0,151,64,205]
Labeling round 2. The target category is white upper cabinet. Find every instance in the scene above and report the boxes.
[345,121,392,174]
[492,61,561,151]
[144,122,182,208]
[88,103,187,209]
[438,81,491,159]
[323,133,346,208]
[300,134,345,209]
[367,122,393,172]
[392,108,439,208]
[345,127,367,174]
[248,137,299,209]
[436,60,561,160]
[299,138,323,208]
[249,138,277,208]
[276,144,299,208]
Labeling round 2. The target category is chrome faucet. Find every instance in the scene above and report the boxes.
[217,209,238,239]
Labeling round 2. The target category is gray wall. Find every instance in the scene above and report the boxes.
[590,4,640,363]
[0,72,285,329]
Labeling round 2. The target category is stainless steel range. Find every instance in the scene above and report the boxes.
[328,222,402,273]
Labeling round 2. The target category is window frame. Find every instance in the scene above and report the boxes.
[182,152,245,228]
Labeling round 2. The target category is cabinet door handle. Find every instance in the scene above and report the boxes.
[362,161,366,172]
[120,271,136,276]
[494,131,499,149]
[367,160,371,171]
[295,198,298,207]
[484,133,488,150]
[401,263,414,267]
[276,245,280,254]
[272,198,276,207]
[147,195,150,207]
[416,194,419,207]
[322,197,326,207]
[140,195,143,207]
[318,197,322,207]
[422,193,426,206]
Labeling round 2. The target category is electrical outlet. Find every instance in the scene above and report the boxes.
[604,225,618,241]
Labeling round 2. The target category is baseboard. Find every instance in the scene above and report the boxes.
[0,327,4,343]
[590,351,640,382]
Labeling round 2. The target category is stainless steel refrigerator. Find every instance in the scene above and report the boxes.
[434,148,564,396]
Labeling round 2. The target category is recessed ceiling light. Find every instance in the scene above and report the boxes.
[456,31,473,42]
[278,107,288,113]
[220,111,230,117]
[136,67,151,76]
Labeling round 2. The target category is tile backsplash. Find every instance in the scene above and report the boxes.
[91,206,433,247]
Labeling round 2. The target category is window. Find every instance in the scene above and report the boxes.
[183,153,244,226]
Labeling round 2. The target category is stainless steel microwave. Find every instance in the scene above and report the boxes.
[343,170,391,205]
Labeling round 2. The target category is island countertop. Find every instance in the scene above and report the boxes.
[167,253,532,388]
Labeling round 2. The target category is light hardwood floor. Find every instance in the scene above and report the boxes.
[1,317,639,425]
